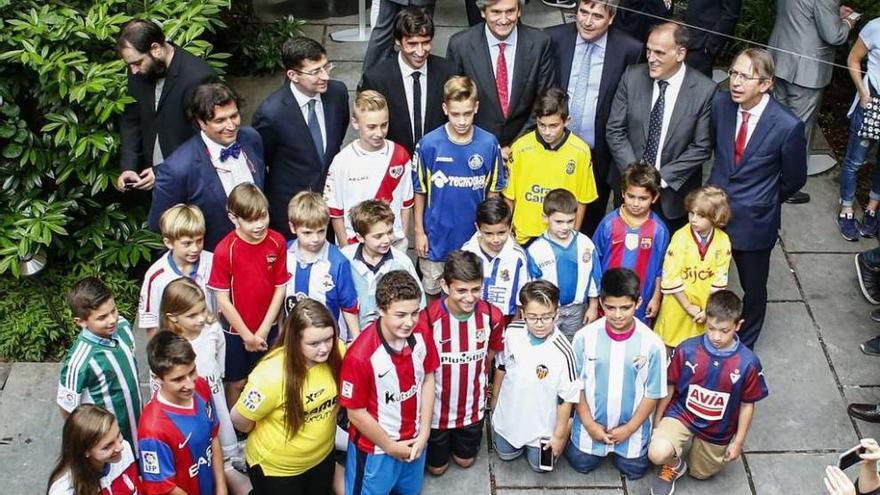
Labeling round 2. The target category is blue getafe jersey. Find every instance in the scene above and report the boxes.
[413,125,507,261]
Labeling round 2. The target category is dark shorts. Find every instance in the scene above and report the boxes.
[248,451,334,495]
[426,420,484,468]
[223,324,279,382]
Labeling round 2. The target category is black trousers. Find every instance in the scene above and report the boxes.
[248,452,334,495]
[732,247,773,349]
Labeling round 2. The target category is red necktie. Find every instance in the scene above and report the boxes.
[734,111,750,166]
[496,43,509,118]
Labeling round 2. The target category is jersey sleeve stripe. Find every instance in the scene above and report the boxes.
[64,341,91,392]
[552,336,577,381]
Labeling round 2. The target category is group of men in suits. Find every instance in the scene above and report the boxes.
[119,0,811,348]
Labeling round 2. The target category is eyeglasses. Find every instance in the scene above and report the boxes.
[727,69,767,83]
[522,314,555,325]
[294,62,335,77]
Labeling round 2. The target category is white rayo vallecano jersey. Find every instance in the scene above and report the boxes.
[461,232,531,316]
[492,322,580,448]
[138,250,215,330]
[324,140,414,242]
[427,299,504,429]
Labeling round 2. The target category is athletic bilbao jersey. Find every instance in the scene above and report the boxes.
[412,124,507,261]
[138,378,219,495]
[570,317,667,459]
[48,440,141,495]
[207,229,290,334]
[461,232,531,316]
[665,335,768,445]
[324,140,414,243]
[427,298,504,429]
[594,209,669,320]
[139,250,215,330]
[339,316,440,454]
[285,240,359,335]
[528,231,601,306]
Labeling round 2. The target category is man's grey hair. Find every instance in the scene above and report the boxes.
[579,0,619,17]
[476,0,525,11]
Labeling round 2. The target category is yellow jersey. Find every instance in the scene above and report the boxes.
[503,131,598,244]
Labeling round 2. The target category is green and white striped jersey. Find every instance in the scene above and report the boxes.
[57,317,143,448]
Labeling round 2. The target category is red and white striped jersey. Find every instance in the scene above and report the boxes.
[340,315,440,454]
[427,298,504,430]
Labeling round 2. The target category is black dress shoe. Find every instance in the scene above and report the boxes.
[785,191,811,204]
[848,403,880,423]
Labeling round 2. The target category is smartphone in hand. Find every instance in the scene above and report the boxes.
[839,444,866,470]
[539,437,554,472]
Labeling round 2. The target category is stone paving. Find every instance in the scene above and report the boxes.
[1,1,879,493]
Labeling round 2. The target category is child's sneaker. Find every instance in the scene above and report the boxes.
[855,253,880,304]
[651,458,687,495]
[861,335,880,356]
[838,213,860,241]
[861,210,879,238]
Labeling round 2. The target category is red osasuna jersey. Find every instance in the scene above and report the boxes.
[340,316,440,454]
[48,441,141,495]
[426,298,504,429]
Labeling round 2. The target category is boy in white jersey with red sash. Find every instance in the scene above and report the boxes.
[325,90,414,250]
[340,270,439,495]
[424,250,505,475]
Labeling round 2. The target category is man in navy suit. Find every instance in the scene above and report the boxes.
[253,36,349,239]
[545,0,643,236]
[149,83,265,250]
[708,48,807,348]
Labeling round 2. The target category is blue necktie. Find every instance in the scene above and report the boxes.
[644,80,669,166]
[219,141,241,162]
[570,42,595,146]
[307,99,324,158]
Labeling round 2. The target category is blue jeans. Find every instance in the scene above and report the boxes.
[563,442,650,480]
[840,103,880,207]
[493,431,543,473]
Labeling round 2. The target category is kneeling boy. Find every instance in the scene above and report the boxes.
[647,290,768,495]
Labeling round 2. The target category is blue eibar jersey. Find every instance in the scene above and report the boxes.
[413,124,507,261]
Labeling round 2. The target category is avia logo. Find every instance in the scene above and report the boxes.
[685,384,730,421]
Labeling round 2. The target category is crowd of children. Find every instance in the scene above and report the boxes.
[48,74,769,495]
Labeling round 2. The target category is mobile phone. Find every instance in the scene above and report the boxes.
[838,444,866,470]
[123,180,137,190]
[848,11,863,22]
[539,437,554,471]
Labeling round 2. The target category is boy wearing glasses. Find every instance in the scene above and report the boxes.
[490,280,580,473]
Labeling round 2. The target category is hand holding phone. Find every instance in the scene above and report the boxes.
[848,11,863,23]
[539,437,554,471]
[838,444,866,470]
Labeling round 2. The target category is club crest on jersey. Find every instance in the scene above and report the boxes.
[625,232,639,250]
[475,327,487,343]
[142,450,160,475]
[389,164,404,179]
[640,237,653,249]
[266,254,278,268]
[322,274,335,291]
[468,154,484,170]
[686,384,730,420]
[565,159,575,175]
[632,355,647,370]
[730,369,741,384]
[535,364,549,379]
[500,269,510,282]
[242,389,265,412]
[582,248,592,264]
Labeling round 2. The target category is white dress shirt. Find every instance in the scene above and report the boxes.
[398,53,428,138]
[735,93,770,148]
[202,131,255,196]
[485,25,518,100]
[650,62,687,171]
[290,82,327,153]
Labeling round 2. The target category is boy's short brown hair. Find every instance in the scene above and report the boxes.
[533,87,570,120]
[227,183,269,220]
[442,250,483,285]
[443,76,478,104]
[159,204,206,240]
[349,199,395,237]
[685,186,731,228]
[705,290,743,322]
[147,331,196,379]
[67,276,113,319]
[622,161,661,197]
[288,191,330,230]
[543,188,578,216]
[354,90,388,118]
[519,280,560,309]
[375,270,423,310]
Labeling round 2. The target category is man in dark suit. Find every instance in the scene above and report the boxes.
[446,0,556,154]
[546,0,643,236]
[684,0,742,76]
[116,19,216,191]
[149,83,265,250]
[613,0,672,42]
[606,22,716,232]
[363,0,436,70]
[708,48,807,348]
[360,7,457,154]
[253,37,349,239]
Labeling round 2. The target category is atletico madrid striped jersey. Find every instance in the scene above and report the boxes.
[593,209,670,320]
[426,298,504,430]
[339,315,440,454]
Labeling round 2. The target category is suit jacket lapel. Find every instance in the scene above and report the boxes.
[473,31,503,115]
[284,84,323,165]
[738,102,778,169]
[156,44,182,112]
[509,31,531,104]
[661,68,695,151]
[321,92,336,165]
[392,60,414,138]
[559,25,578,89]
[194,138,228,207]
[639,69,654,141]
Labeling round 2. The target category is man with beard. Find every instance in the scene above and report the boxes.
[116,19,217,192]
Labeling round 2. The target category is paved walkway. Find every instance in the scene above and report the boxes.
[1,1,879,493]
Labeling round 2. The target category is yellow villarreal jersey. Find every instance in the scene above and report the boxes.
[503,131,598,244]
